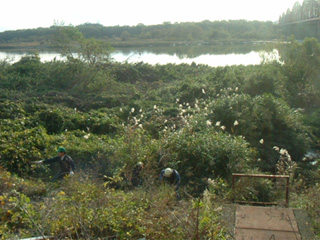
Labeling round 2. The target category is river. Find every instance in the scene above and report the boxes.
[0,44,279,67]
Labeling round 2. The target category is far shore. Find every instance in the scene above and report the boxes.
[0,39,281,52]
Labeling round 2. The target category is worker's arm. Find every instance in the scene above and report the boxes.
[43,156,60,164]
[32,160,44,164]
[174,170,181,185]
[159,170,165,180]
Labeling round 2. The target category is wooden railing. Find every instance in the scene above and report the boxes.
[232,173,290,207]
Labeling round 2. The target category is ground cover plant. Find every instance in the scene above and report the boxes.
[0,37,319,239]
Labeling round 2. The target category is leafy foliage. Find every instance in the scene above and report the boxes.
[0,37,319,238]
[0,20,278,46]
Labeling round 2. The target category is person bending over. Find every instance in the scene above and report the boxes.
[160,167,181,200]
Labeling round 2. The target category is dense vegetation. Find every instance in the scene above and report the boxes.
[0,20,278,49]
[0,32,319,239]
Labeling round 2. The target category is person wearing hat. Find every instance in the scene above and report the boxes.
[33,147,76,181]
[159,167,181,199]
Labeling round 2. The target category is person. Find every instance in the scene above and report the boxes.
[33,147,75,181]
[159,167,181,199]
[131,162,144,187]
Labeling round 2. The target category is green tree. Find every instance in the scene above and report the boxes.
[278,37,320,109]
[52,25,114,66]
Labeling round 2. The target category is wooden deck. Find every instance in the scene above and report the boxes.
[235,205,301,240]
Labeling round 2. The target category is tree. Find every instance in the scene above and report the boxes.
[52,25,114,67]
[278,37,320,109]
[51,24,114,91]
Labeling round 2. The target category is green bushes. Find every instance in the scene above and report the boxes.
[207,93,313,172]
[31,174,229,239]
[0,170,230,239]
[164,121,255,194]
[0,37,319,238]
[0,123,50,175]
[0,167,46,238]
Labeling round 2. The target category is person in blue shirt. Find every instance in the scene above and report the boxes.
[159,168,181,200]
[34,147,75,181]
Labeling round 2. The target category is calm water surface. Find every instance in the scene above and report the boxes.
[0,44,279,67]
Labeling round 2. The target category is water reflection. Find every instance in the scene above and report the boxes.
[117,43,271,59]
[0,44,277,67]
[112,50,264,67]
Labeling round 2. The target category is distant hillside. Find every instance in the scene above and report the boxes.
[0,20,279,48]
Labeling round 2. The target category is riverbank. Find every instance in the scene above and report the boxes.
[0,39,280,52]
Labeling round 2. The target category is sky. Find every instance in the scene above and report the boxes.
[0,0,303,32]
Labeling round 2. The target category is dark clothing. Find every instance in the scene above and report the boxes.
[159,169,181,199]
[43,155,75,172]
[43,155,75,181]
[159,169,181,186]
[131,165,143,187]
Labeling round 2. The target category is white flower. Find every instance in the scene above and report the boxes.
[220,126,226,130]
[202,89,206,94]
[273,146,280,151]
[84,134,90,139]
[120,108,123,112]
[208,178,215,185]
[131,108,135,113]
[138,124,143,129]
[259,139,264,144]
[176,98,180,103]
[206,120,212,126]
[164,119,168,123]
[234,120,239,126]
[216,121,221,126]
[139,109,143,113]
[235,87,239,91]
[153,105,157,110]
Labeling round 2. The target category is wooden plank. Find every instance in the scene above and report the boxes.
[235,205,301,240]
[235,229,301,240]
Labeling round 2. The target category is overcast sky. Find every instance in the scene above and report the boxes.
[0,0,302,32]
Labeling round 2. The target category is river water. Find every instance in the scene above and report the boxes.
[0,44,279,67]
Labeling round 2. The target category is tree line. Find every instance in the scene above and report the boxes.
[0,20,278,47]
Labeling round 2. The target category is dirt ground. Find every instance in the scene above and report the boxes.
[222,204,315,240]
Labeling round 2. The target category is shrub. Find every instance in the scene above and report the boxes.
[0,122,50,175]
[163,118,255,194]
